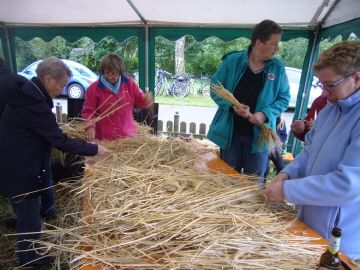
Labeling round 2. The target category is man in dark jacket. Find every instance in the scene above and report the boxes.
[0,56,111,267]
[0,57,28,121]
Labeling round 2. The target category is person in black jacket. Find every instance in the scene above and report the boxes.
[0,56,28,121]
[1,57,56,227]
[0,56,111,267]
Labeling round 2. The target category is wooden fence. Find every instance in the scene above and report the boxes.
[157,112,207,139]
[55,102,208,139]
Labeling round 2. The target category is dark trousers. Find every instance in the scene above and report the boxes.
[11,197,43,265]
[41,161,55,217]
[220,135,268,182]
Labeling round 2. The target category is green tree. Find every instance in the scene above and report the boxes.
[277,38,309,69]
[69,36,139,73]
[15,38,37,70]
[16,36,72,70]
[155,37,176,73]
[185,36,250,76]
[319,35,343,53]
[15,36,139,74]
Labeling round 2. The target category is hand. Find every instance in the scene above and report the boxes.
[96,145,112,156]
[263,172,289,202]
[234,105,250,118]
[291,120,305,134]
[263,178,286,202]
[143,92,154,104]
[307,119,314,130]
[248,111,266,125]
[273,172,290,182]
[85,127,95,142]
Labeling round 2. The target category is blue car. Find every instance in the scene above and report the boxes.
[18,59,98,99]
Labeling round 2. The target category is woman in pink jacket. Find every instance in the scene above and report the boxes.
[82,53,153,141]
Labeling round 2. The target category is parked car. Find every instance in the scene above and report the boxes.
[286,67,322,109]
[18,59,98,99]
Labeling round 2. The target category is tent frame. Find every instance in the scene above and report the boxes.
[0,18,359,156]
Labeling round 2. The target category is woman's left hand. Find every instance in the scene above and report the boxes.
[263,179,286,202]
[143,92,154,104]
[248,111,266,125]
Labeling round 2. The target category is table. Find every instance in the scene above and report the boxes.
[282,152,294,162]
[81,139,359,270]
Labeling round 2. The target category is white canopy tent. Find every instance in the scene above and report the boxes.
[0,0,359,154]
[1,0,359,29]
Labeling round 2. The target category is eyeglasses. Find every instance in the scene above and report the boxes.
[104,70,120,78]
[316,74,353,92]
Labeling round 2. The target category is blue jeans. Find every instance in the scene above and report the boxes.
[220,135,268,182]
[11,197,44,265]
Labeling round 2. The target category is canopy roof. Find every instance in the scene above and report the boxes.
[1,0,359,30]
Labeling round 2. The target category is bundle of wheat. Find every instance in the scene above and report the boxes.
[211,83,282,151]
[30,130,324,270]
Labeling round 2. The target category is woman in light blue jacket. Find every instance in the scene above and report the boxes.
[264,40,360,259]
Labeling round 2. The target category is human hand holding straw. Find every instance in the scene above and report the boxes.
[234,106,266,125]
[211,82,282,150]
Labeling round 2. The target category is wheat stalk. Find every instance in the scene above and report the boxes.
[211,83,282,151]
[1,131,324,269]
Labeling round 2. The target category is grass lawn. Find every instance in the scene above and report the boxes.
[154,79,217,107]
[155,92,217,107]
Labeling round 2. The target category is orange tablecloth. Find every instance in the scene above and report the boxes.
[282,152,294,162]
[81,139,359,270]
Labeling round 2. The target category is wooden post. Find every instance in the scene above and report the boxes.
[180,122,186,133]
[174,111,179,132]
[189,122,196,134]
[157,120,163,132]
[199,123,206,135]
[166,121,173,132]
[56,102,62,123]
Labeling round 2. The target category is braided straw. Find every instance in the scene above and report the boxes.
[211,83,282,151]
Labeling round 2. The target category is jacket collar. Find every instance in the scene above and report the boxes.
[30,77,54,108]
[246,45,274,68]
[97,74,129,90]
[338,89,360,111]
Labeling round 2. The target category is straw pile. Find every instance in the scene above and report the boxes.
[21,122,323,270]
[211,83,282,151]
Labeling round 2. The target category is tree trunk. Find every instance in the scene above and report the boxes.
[175,36,185,75]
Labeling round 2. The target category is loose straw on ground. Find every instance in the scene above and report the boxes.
[211,83,282,151]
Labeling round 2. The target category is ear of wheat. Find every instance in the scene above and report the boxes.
[211,83,282,151]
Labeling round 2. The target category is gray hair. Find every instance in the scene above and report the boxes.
[36,57,72,81]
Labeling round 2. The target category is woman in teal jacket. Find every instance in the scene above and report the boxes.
[264,40,360,259]
[208,20,290,179]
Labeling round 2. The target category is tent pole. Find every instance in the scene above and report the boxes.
[289,25,322,157]
[299,26,321,118]
[145,25,149,92]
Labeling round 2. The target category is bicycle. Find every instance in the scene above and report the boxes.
[194,75,211,97]
[166,74,191,98]
[154,69,171,96]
